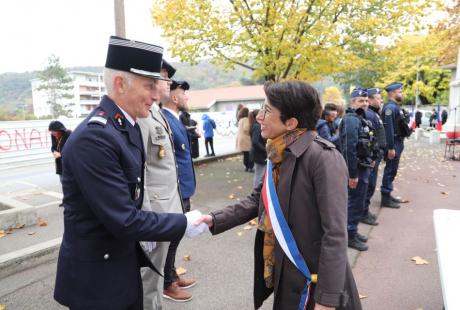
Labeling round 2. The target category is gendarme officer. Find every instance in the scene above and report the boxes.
[361,87,386,226]
[54,36,203,310]
[380,82,410,209]
[340,88,376,251]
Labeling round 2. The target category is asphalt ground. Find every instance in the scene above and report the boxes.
[354,139,459,310]
[1,137,459,309]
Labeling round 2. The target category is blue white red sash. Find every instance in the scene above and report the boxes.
[261,159,312,310]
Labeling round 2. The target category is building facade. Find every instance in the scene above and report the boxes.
[31,71,105,118]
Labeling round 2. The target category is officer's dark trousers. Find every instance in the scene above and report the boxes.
[164,198,191,289]
[348,169,369,237]
[364,158,381,216]
[381,140,404,195]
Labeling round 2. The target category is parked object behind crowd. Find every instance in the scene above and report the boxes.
[201,114,216,157]
[49,120,71,207]
[180,111,200,159]
[236,107,254,172]
[249,109,266,187]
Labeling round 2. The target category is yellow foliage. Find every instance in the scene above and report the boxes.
[151,0,438,81]
[322,87,345,106]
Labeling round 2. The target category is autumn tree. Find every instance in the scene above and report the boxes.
[37,55,73,117]
[322,86,344,106]
[377,34,451,106]
[152,0,435,82]
[436,0,460,65]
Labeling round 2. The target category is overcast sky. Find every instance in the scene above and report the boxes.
[0,0,170,74]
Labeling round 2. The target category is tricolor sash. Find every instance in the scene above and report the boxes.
[261,159,312,310]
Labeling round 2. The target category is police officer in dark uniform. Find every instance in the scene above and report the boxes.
[380,82,410,209]
[54,36,207,310]
[340,88,376,251]
[361,87,386,226]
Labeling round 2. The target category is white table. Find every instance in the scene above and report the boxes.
[433,209,460,310]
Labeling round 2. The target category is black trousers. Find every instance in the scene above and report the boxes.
[205,137,215,155]
[164,198,191,289]
[243,151,254,169]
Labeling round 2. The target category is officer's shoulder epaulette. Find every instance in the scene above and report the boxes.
[88,111,108,127]
[314,135,335,150]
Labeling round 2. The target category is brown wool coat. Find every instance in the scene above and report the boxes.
[211,131,362,310]
[236,117,252,152]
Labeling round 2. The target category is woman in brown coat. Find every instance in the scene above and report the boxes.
[236,107,254,172]
[200,81,362,310]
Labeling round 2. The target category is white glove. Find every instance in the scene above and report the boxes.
[184,210,209,238]
[140,241,157,252]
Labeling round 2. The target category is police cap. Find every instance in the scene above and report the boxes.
[367,87,381,97]
[351,88,368,98]
[105,36,168,80]
[162,60,176,79]
[171,80,190,91]
[384,82,403,92]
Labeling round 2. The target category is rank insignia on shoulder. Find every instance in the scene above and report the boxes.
[385,109,392,116]
[88,116,108,126]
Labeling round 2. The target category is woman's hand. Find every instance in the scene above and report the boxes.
[196,214,214,228]
[314,303,335,310]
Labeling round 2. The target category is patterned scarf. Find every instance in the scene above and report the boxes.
[258,128,307,288]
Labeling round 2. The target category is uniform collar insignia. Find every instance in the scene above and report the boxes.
[113,112,126,129]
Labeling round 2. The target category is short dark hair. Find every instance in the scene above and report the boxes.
[263,80,322,130]
[238,107,249,119]
[324,103,337,111]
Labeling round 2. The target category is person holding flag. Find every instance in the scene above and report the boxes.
[198,81,362,310]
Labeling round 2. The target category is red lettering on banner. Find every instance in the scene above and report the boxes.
[0,130,12,151]
[15,128,30,150]
[29,128,44,148]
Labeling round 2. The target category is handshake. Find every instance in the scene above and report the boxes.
[184,210,213,238]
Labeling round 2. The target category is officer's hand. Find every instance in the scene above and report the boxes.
[314,303,335,310]
[196,214,214,228]
[387,149,396,160]
[348,178,359,189]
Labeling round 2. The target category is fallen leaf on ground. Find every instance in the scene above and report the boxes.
[6,228,13,234]
[15,223,25,229]
[199,173,204,176]
[237,186,243,189]
[441,191,449,195]
[437,183,446,187]
[237,232,243,236]
[38,218,48,227]
[0,231,6,238]
[183,255,192,261]
[228,194,235,199]
[0,304,6,310]
[359,294,367,299]
[415,308,424,310]
[411,256,429,265]
[243,225,252,230]
[27,231,36,235]
[176,267,187,275]
[249,219,257,226]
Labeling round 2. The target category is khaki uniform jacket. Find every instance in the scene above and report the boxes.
[211,131,362,310]
[138,107,184,215]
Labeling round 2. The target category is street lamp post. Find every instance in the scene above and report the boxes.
[114,0,126,38]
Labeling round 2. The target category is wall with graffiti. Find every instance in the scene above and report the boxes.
[0,111,241,168]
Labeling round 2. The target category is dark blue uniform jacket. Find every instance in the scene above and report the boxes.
[381,100,401,149]
[339,108,367,179]
[162,109,196,199]
[54,96,187,310]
